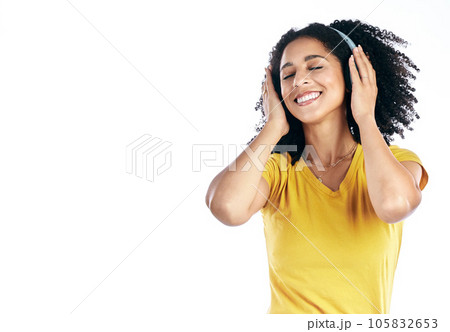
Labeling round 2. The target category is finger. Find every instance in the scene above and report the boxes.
[355,45,374,82]
[352,46,371,83]
[360,49,376,82]
[364,51,376,81]
[265,66,275,92]
[356,45,374,83]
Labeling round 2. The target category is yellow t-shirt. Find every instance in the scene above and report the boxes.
[260,143,429,314]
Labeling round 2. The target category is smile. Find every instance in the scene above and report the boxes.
[295,92,322,106]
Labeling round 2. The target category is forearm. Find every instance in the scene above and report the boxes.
[205,122,284,222]
[358,115,421,223]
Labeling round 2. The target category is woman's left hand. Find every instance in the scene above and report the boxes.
[349,45,378,125]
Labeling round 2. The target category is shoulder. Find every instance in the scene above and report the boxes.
[388,145,422,163]
[265,152,292,170]
[389,145,428,191]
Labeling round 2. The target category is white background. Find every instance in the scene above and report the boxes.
[0,0,448,331]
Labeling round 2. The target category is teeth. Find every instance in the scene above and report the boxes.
[296,92,320,103]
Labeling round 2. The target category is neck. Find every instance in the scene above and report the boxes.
[302,107,357,166]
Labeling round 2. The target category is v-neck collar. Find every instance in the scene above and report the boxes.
[298,143,362,197]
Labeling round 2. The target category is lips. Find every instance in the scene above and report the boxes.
[294,91,322,100]
[294,91,322,106]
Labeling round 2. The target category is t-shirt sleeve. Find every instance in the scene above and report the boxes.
[389,145,429,191]
[261,152,290,206]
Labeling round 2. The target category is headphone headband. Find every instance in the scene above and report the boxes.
[328,27,357,50]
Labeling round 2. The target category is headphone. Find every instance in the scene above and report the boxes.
[328,27,360,92]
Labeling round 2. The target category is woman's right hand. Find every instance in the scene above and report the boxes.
[262,65,290,136]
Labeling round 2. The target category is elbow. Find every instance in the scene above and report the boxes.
[376,191,422,224]
[207,198,250,227]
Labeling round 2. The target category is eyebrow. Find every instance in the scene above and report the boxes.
[280,55,328,72]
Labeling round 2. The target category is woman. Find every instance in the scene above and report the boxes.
[205,19,429,314]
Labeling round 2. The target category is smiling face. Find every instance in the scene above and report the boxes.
[279,37,348,124]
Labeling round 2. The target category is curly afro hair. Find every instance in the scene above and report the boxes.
[247,19,421,166]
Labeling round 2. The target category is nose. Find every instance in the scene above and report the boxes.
[293,72,312,88]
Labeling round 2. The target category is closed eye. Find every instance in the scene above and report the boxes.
[282,67,323,80]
